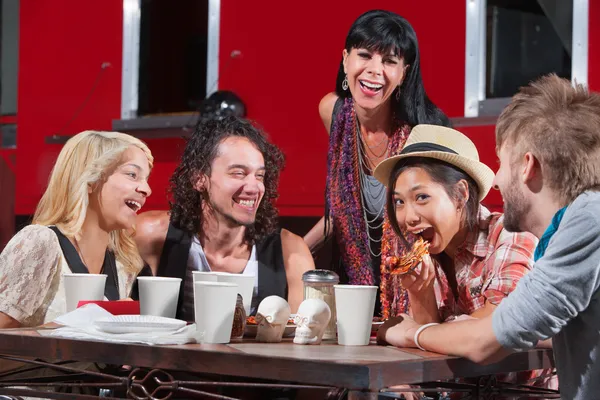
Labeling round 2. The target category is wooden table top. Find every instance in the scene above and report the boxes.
[0,328,554,391]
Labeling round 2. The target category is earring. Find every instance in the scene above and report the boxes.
[342,75,349,91]
[395,87,401,101]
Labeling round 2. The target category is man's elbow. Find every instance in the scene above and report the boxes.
[464,341,509,365]
[461,330,507,364]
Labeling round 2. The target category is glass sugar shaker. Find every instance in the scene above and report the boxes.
[301,269,339,340]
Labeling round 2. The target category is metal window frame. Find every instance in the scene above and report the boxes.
[206,0,221,97]
[120,0,220,120]
[121,0,141,120]
[464,0,588,118]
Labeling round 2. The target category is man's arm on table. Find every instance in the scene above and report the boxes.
[385,206,600,363]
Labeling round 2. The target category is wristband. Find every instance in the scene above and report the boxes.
[413,322,439,351]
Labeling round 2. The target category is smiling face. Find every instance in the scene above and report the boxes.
[201,136,266,227]
[392,167,465,254]
[343,47,408,111]
[89,146,152,231]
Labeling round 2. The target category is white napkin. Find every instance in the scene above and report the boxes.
[46,304,202,345]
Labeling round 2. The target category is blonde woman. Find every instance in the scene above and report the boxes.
[0,130,153,328]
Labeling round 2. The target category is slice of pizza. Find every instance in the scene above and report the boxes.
[388,236,430,276]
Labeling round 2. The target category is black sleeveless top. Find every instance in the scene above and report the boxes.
[131,223,288,319]
[48,226,120,300]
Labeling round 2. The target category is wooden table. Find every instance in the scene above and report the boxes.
[0,328,556,399]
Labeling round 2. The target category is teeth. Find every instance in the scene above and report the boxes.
[238,199,255,207]
[125,200,142,212]
[360,80,383,90]
[413,228,426,234]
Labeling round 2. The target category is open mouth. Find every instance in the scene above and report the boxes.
[125,200,142,213]
[359,80,383,93]
[411,227,435,242]
[234,198,257,209]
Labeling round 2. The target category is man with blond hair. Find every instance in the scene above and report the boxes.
[380,74,600,400]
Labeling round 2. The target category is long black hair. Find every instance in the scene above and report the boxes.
[169,116,285,245]
[336,10,450,127]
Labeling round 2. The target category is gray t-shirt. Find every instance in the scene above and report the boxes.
[492,191,600,400]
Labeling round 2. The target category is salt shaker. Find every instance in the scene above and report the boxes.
[301,270,339,339]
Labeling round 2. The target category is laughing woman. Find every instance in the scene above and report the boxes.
[0,130,153,328]
[303,10,450,317]
[373,124,556,389]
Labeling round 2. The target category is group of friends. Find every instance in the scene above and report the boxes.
[0,9,598,400]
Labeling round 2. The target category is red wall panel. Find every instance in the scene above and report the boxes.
[16,1,124,214]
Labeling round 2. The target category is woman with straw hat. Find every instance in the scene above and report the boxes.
[373,124,556,391]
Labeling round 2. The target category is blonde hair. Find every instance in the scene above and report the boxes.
[496,73,600,204]
[33,130,154,274]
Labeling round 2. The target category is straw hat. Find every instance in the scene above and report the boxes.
[373,124,495,201]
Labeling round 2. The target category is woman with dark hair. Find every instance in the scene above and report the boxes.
[304,10,450,317]
[373,124,556,392]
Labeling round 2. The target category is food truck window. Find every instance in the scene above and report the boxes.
[120,0,213,120]
[464,0,587,117]
[486,0,572,98]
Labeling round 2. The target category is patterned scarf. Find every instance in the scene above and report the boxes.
[325,97,412,318]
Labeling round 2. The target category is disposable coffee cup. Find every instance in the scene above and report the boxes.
[137,276,182,318]
[64,273,107,312]
[334,285,377,346]
[192,271,219,283]
[194,281,238,344]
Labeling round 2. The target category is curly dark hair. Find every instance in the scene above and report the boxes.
[169,116,285,245]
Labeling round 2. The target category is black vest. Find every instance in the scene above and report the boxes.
[132,223,288,319]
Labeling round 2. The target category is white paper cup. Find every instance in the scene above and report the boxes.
[137,277,182,318]
[192,271,219,283]
[215,274,255,315]
[63,273,107,312]
[194,281,238,344]
[334,285,378,346]
[191,271,219,305]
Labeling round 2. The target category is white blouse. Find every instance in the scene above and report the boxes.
[0,225,135,326]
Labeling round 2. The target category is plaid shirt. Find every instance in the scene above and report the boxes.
[434,205,537,321]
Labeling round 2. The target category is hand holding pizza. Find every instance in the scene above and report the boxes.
[399,253,436,296]
[387,237,435,297]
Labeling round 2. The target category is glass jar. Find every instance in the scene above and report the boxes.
[302,270,339,340]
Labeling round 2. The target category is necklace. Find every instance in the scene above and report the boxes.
[361,131,388,148]
[355,111,388,257]
[356,117,389,163]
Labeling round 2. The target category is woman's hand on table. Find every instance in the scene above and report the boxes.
[378,313,421,348]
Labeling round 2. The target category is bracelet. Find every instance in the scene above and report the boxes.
[413,322,439,351]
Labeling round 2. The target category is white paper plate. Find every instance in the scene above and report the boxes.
[94,315,187,334]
